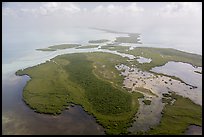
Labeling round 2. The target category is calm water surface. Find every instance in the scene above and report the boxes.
[151,61,202,89]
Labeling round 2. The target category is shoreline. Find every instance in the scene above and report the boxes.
[13,42,202,135]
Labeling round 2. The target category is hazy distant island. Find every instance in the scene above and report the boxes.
[89,27,142,44]
[36,44,81,51]
[89,27,140,36]
[88,39,110,43]
[115,34,142,44]
[16,29,202,135]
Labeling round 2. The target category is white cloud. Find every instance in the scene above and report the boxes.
[126,3,144,13]
[43,2,58,9]
[159,2,201,17]
[62,3,81,13]
[3,2,201,18]
[2,7,17,17]
[106,4,121,13]
[92,3,144,15]
[40,2,59,14]
[4,2,81,17]
[2,2,202,54]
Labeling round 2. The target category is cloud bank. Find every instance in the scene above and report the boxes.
[2,2,202,54]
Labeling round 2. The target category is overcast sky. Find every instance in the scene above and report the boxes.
[2,2,202,54]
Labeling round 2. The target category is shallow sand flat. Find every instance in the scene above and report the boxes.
[136,56,152,63]
[116,64,202,106]
[116,63,202,133]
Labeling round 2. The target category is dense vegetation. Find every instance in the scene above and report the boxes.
[86,52,130,88]
[16,61,71,115]
[16,52,144,135]
[147,93,202,135]
[118,47,202,71]
[48,44,81,49]
[100,45,130,51]
[16,45,202,135]
[63,54,131,115]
